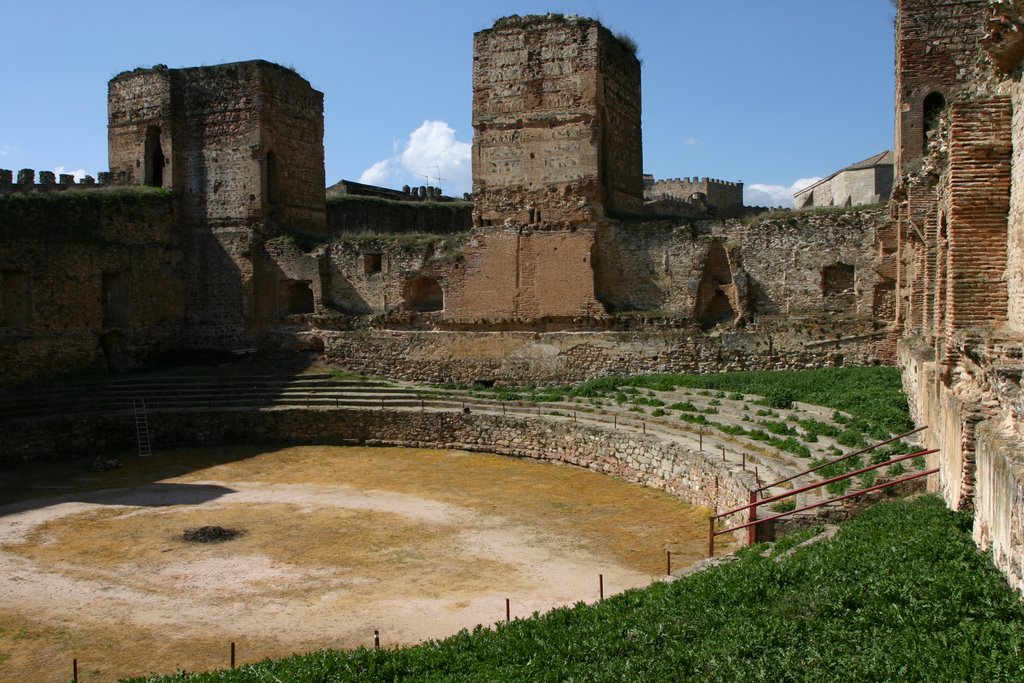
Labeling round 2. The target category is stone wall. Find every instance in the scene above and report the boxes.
[318,319,891,386]
[0,190,182,384]
[892,0,1024,593]
[0,168,110,194]
[471,14,643,226]
[0,407,754,514]
[326,196,472,235]
[894,0,987,175]
[645,178,744,217]
[109,61,326,234]
[444,227,603,320]
[594,208,893,321]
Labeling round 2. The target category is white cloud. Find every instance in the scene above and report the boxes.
[0,144,11,157]
[54,166,88,181]
[358,159,397,186]
[359,120,472,196]
[684,136,698,146]
[744,177,822,208]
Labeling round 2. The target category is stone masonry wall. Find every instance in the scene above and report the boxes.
[472,15,642,226]
[1007,79,1024,330]
[319,319,891,386]
[326,197,472,235]
[444,227,603,320]
[645,178,744,216]
[594,208,892,319]
[0,408,754,515]
[944,97,1011,336]
[0,191,182,385]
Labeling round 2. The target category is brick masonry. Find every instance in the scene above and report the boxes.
[894,0,1024,592]
[471,15,643,227]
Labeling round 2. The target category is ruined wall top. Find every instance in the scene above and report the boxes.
[108,59,326,234]
[472,14,643,228]
[894,0,989,174]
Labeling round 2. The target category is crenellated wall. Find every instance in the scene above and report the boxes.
[0,168,115,194]
[645,177,745,217]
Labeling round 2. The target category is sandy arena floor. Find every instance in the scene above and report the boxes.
[0,446,715,682]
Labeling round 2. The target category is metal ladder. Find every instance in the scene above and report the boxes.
[133,399,152,457]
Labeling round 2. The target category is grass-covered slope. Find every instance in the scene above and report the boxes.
[126,496,1024,682]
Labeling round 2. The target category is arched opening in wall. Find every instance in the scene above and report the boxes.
[822,263,856,312]
[282,280,314,315]
[695,239,736,329]
[144,126,165,188]
[405,277,444,312]
[923,92,946,150]
[266,151,280,205]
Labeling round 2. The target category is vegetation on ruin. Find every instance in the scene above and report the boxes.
[739,203,886,227]
[0,185,170,208]
[0,186,172,232]
[463,367,910,437]
[327,194,472,213]
[331,230,469,259]
[123,496,1024,682]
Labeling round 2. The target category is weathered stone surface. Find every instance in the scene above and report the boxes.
[0,407,753,514]
[472,14,643,226]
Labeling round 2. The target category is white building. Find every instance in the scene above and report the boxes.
[794,151,893,209]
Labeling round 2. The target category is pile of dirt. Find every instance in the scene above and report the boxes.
[182,526,242,543]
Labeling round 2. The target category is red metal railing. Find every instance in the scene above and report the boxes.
[707,427,933,557]
[708,467,938,556]
[753,425,928,495]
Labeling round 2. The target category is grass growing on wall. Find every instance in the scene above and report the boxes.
[327,194,472,214]
[459,367,911,437]
[123,496,1024,682]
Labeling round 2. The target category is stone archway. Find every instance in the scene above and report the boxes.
[694,239,737,329]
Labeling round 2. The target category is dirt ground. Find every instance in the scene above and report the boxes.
[0,446,718,682]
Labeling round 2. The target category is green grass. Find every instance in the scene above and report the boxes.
[567,367,911,435]
[123,497,1024,682]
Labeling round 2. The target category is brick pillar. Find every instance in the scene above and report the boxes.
[945,97,1012,336]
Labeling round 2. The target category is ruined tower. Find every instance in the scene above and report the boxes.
[107,61,327,347]
[893,0,987,175]
[108,60,326,235]
[471,14,643,227]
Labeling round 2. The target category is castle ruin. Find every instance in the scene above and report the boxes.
[4,6,1024,591]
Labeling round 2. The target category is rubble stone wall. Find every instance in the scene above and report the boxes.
[0,191,182,384]
[0,407,754,514]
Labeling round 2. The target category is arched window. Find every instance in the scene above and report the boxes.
[923,92,946,149]
[144,126,165,187]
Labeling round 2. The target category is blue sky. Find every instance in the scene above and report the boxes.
[1,0,896,207]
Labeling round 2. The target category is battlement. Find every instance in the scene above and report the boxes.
[651,177,743,189]
[0,168,126,195]
[644,176,745,217]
